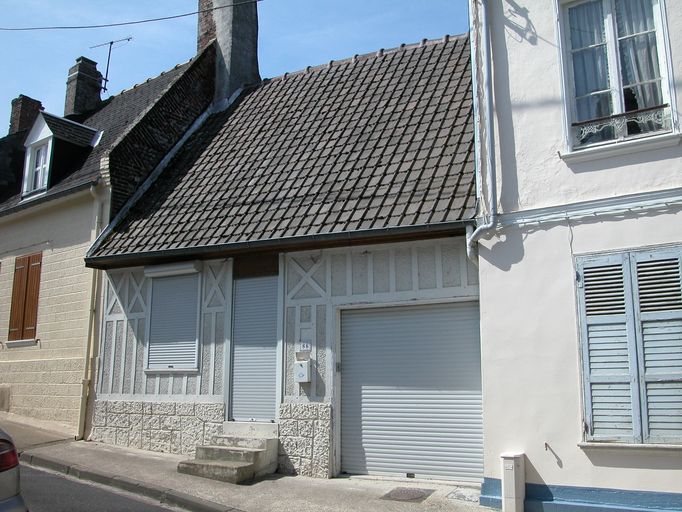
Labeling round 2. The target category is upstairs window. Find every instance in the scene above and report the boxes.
[8,253,42,341]
[564,0,672,149]
[23,141,51,196]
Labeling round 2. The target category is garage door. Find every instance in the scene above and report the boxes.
[341,302,482,481]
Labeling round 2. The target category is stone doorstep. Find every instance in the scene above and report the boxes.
[178,435,279,484]
[177,459,255,484]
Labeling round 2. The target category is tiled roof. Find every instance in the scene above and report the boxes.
[90,34,476,263]
[0,47,214,216]
[42,113,98,147]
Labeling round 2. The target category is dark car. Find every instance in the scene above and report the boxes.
[0,428,27,512]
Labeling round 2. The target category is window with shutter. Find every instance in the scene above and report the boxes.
[577,246,682,444]
[8,253,42,341]
[147,273,200,370]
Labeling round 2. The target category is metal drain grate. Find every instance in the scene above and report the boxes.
[380,487,435,503]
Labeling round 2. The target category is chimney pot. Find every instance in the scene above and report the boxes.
[64,56,103,117]
[9,95,43,135]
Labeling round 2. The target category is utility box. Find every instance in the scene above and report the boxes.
[294,360,311,383]
[501,452,525,512]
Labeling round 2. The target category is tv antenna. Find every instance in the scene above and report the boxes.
[90,36,132,92]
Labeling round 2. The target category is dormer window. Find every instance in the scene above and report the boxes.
[20,111,98,200]
[26,142,51,195]
[562,0,674,150]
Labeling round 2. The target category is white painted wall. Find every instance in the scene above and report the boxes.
[471,0,682,496]
[479,210,682,492]
[476,0,682,213]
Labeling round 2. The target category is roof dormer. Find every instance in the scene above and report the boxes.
[22,112,99,199]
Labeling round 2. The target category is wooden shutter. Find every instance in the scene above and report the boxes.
[8,253,42,341]
[577,254,641,442]
[632,250,682,443]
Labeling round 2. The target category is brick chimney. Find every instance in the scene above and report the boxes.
[64,57,103,117]
[9,95,43,135]
[197,0,260,104]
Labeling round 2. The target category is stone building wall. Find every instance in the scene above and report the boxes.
[278,402,331,478]
[90,399,224,455]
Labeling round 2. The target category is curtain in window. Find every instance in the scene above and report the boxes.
[569,0,612,141]
[616,0,662,117]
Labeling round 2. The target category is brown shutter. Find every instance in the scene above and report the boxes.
[7,252,42,341]
[8,255,30,340]
[21,253,42,340]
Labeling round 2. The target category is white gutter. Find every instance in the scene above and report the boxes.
[77,183,108,440]
[466,0,498,263]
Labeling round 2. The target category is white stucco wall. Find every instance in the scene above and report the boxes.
[0,192,97,427]
[479,209,682,493]
[480,0,682,213]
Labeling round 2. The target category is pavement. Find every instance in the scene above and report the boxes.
[1,413,488,512]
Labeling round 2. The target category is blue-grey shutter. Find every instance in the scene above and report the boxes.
[148,273,200,369]
[632,249,682,443]
[230,275,278,421]
[577,254,641,442]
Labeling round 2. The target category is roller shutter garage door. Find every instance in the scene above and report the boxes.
[341,302,482,481]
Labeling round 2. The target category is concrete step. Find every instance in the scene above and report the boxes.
[211,435,272,450]
[177,459,254,484]
[195,445,261,463]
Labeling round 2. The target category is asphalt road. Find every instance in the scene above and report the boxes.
[19,465,177,512]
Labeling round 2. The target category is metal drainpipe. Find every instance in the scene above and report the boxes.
[77,184,105,440]
[466,0,498,263]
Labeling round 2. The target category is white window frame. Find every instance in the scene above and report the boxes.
[22,138,53,197]
[576,245,682,445]
[144,262,202,372]
[559,0,677,152]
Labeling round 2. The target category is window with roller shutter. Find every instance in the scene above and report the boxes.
[577,246,682,444]
[8,253,42,341]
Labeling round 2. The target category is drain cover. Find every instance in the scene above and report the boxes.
[381,487,435,503]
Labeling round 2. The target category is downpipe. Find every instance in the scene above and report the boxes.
[466,0,498,264]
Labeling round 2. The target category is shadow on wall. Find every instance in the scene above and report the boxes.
[478,200,682,272]
[502,0,538,45]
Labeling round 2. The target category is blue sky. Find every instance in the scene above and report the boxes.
[0,1,469,132]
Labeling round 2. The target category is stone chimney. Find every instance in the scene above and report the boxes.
[9,95,43,135]
[197,0,260,103]
[64,57,103,117]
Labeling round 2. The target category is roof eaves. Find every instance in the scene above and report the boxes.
[85,220,475,269]
[0,179,98,221]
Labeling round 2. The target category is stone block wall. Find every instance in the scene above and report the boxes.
[90,400,224,455]
[278,402,331,478]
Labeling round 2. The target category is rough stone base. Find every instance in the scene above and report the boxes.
[0,385,9,412]
[278,402,331,478]
[90,400,224,455]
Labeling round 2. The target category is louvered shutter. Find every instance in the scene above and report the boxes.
[148,273,200,369]
[8,256,30,341]
[22,253,42,340]
[632,250,682,443]
[577,254,641,442]
[8,253,42,341]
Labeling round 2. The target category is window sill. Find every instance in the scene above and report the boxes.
[579,442,682,452]
[144,368,200,374]
[559,132,682,164]
[19,190,47,204]
[3,339,39,349]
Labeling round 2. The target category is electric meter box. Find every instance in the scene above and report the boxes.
[294,360,311,383]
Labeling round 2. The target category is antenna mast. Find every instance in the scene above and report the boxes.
[90,36,132,92]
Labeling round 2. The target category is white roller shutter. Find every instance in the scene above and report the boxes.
[148,273,200,370]
[341,302,483,481]
[230,275,278,421]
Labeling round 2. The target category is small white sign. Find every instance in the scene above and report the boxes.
[299,342,312,351]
